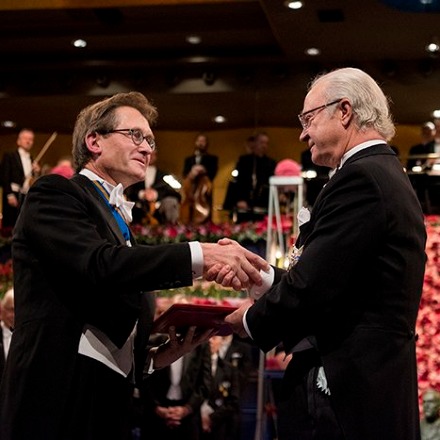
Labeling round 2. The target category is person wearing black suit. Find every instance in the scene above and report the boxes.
[225,68,427,440]
[406,122,439,213]
[140,336,212,440]
[181,133,218,224]
[300,147,330,208]
[0,289,14,382]
[0,128,40,230]
[0,92,268,440]
[182,133,218,183]
[201,335,253,440]
[406,121,437,172]
[232,132,277,223]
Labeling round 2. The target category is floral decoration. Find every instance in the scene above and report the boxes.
[416,216,440,411]
[130,220,271,245]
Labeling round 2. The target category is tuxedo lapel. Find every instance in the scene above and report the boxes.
[71,175,128,246]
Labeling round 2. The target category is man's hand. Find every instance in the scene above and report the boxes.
[224,298,253,339]
[153,326,215,370]
[201,239,269,291]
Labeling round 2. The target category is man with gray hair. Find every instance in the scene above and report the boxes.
[225,67,426,440]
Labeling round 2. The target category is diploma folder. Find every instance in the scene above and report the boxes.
[151,303,237,336]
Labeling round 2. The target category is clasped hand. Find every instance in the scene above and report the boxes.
[201,238,269,291]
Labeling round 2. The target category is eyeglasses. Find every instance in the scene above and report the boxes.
[101,128,156,150]
[298,99,343,130]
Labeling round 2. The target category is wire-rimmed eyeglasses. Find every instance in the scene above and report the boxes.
[100,128,156,150]
[298,99,343,130]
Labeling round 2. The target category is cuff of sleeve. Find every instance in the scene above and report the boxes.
[145,346,159,375]
[246,266,274,300]
[243,308,253,340]
[188,241,203,279]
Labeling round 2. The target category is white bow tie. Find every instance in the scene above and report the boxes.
[108,183,135,224]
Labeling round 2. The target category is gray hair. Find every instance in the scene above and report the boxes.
[72,92,158,172]
[310,67,396,141]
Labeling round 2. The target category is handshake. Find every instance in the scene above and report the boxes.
[200,238,270,292]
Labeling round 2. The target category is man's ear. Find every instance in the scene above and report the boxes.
[340,100,353,128]
[85,132,102,154]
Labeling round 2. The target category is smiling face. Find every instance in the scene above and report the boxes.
[86,106,154,188]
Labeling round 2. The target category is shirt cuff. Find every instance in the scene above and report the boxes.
[188,241,203,279]
[243,308,253,340]
[246,266,274,300]
[145,346,159,375]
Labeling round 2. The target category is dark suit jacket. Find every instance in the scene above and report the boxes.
[0,174,194,439]
[183,153,218,182]
[246,144,427,440]
[234,153,277,209]
[0,150,26,228]
[0,326,5,382]
[207,338,253,440]
[406,140,436,170]
[142,341,211,413]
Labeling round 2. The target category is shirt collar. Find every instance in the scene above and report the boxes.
[18,147,30,158]
[80,168,116,195]
[339,140,386,169]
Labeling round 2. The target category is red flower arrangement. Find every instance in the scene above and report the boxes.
[416,216,440,411]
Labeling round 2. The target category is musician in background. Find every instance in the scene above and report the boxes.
[126,150,181,225]
[406,121,437,172]
[180,133,218,224]
[0,128,41,230]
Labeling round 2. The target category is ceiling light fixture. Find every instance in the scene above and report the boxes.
[305,47,321,56]
[432,109,440,119]
[213,115,226,124]
[186,35,202,45]
[72,38,87,48]
[284,1,304,10]
[426,42,440,54]
[1,120,16,128]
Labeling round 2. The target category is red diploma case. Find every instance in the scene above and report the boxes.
[151,303,237,336]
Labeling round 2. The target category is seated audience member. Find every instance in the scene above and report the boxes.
[140,335,212,440]
[0,289,14,380]
[180,133,218,225]
[125,150,181,225]
[421,389,440,440]
[233,132,277,223]
[200,334,253,440]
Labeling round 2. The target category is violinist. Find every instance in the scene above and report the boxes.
[0,128,41,230]
[180,133,218,224]
[125,149,181,225]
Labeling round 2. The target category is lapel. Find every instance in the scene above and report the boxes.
[13,150,25,179]
[71,174,130,246]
